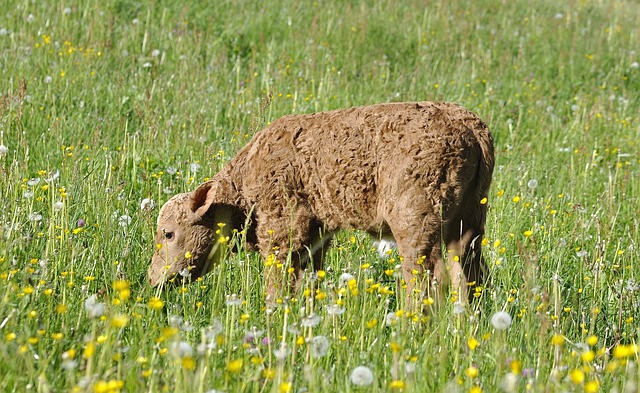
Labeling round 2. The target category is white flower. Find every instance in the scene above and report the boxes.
[385,311,400,326]
[53,201,64,211]
[527,179,538,190]
[326,304,345,316]
[274,344,290,360]
[118,215,131,227]
[204,319,223,341]
[500,372,519,393]
[310,335,330,358]
[84,294,106,319]
[631,61,639,69]
[63,7,71,15]
[140,198,156,211]
[44,75,52,84]
[46,170,60,182]
[168,315,183,327]
[339,273,355,287]
[405,361,416,374]
[491,311,513,330]
[375,239,396,258]
[300,313,321,328]
[142,62,152,68]
[225,294,242,306]
[169,341,193,358]
[286,324,300,335]
[29,213,43,222]
[350,366,374,386]
[26,14,35,23]
[245,328,264,340]
[0,144,8,157]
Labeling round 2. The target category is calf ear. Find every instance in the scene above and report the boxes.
[190,181,216,218]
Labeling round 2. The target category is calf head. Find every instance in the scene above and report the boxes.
[148,181,234,287]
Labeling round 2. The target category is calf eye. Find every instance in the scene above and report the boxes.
[162,229,175,242]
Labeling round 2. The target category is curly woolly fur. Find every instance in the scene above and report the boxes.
[149,101,494,308]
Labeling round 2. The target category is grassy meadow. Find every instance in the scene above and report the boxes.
[1,0,639,391]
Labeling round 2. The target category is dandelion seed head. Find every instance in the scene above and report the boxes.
[491,311,513,330]
[190,162,201,173]
[151,49,161,57]
[527,179,538,189]
[631,61,639,69]
[274,344,290,360]
[375,239,396,258]
[169,341,194,358]
[44,75,52,84]
[310,335,330,358]
[29,213,43,222]
[385,311,400,326]
[140,198,156,211]
[84,295,106,319]
[453,302,465,315]
[61,359,77,370]
[225,294,243,306]
[350,366,374,386]
[300,313,321,327]
[53,201,64,211]
[326,304,345,316]
[339,273,355,287]
[118,215,131,227]
[0,144,8,157]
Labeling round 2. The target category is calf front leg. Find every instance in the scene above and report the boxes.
[257,204,324,306]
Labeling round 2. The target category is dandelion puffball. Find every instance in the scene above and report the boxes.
[310,336,330,358]
[0,144,8,157]
[491,311,513,330]
[350,366,374,386]
[140,198,156,211]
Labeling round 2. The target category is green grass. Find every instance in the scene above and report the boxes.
[1,0,639,391]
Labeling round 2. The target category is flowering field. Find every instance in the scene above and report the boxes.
[1,0,639,392]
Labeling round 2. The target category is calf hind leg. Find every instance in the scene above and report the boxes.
[444,201,487,304]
